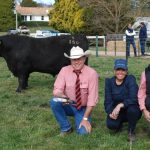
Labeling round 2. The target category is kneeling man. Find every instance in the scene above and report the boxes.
[50,46,99,136]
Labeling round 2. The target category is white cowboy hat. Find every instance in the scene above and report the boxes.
[64,46,91,59]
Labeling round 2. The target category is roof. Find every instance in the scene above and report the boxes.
[16,5,53,16]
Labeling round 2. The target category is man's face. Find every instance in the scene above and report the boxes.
[128,24,132,29]
[140,23,144,27]
[71,56,86,70]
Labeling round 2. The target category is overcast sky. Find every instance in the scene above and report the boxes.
[33,0,55,5]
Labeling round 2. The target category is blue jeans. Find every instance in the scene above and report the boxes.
[126,40,137,56]
[50,98,91,135]
[140,39,146,55]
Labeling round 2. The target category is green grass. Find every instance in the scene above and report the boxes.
[0,56,150,150]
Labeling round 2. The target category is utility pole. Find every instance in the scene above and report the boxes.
[14,0,18,30]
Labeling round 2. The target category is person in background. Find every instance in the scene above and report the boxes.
[104,59,141,142]
[139,22,147,56]
[138,64,150,131]
[125,23,137,57]
[50,46,99,136]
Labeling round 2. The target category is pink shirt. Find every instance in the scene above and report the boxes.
[53,65,99,106]
[138,71,146,110]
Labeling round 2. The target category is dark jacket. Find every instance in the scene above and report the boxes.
[139,25,147,40]
[145,64,150,95]
[104,75,139,114]
[145,65,150,110]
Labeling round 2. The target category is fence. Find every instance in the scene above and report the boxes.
[87,35,150,57]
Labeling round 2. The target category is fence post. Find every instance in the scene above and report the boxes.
[114,37,116,56]
[96,35,99,57]
[104,36,107,55]
[138,39,140,56]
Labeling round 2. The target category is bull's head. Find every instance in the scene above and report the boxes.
[69,36,80,45]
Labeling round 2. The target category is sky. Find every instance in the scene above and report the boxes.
[33,0,55,5]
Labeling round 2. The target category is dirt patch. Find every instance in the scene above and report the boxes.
[107,40,140,52]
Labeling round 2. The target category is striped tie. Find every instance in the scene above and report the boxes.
[74,70,82,110]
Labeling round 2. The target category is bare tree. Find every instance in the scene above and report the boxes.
[79,0,149,34]
[131,0,150,17]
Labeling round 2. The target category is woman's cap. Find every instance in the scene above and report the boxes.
[114,59,128,70]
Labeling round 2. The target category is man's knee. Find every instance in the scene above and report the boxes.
[77,126,89,135]
[49,98,61,109]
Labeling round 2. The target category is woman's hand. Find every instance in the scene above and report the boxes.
[143,109,150,122]
[110,103,124,120]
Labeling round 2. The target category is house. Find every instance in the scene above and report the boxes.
[16,5,52,22]
[132,17,150,35]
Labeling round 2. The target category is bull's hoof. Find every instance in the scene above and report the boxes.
[16,88,22,93]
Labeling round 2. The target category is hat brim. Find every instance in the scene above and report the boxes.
[64,50,91,59]
[114,66,128,70]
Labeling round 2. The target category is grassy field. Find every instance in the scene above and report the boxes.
[0,56,150,150]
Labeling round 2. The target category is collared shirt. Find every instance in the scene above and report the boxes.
[138,71,146,111]
[53,65,99,106]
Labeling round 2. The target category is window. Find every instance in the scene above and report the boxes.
[30,15,32,21]
[24,16,27,21]
[41,16,44,20]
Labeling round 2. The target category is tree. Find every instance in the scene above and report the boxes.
[0,0,15,31]
[79,0,150,35]
[21,0,38,7]
[49,0,85,33]
[80,0,134,34]
[131,0,150,17]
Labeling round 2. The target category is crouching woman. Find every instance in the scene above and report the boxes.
[104,59,141,142]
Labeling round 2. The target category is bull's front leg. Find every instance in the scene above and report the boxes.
[16,74,29,92]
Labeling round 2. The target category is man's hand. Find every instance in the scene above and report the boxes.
[143,109,150,122]
[109,103,124,120]
[79,106,93,133]
[79,119,92,133]
[54,93,70,105]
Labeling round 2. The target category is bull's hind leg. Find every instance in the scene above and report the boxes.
[24,74,29,89]
[16,74,29,92]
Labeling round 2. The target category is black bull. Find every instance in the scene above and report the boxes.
[0,34,89,92]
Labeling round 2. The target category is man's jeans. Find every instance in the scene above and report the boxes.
[50,98,90,135]
[126,40,137,56]
[140,39,146,55]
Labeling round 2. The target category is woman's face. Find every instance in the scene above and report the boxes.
[114,68,127,81]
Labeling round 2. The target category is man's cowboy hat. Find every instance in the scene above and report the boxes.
[64,46,91,59]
